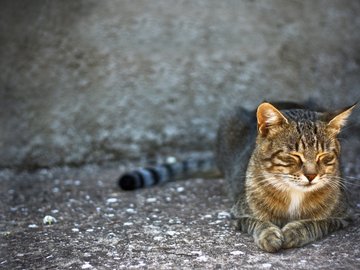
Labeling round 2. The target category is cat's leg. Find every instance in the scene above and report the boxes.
[236,216,284,252]
[281,217,351,249]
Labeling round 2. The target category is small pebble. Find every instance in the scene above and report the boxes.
[126,208,136,214]
[107,233,116,239]
[166,156,177,163]
[43,215,57,225]
[230,250,245,256]
[196,255,208,262]
[74,180,81,186]
[146,198,157,203]
[81,262,92,269]
[166,230,177,236]
[106,198,118,204]
[217,211,231,219]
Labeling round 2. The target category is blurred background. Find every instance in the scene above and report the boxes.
[1,0,359,169]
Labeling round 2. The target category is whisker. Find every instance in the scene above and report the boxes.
[328,176,360,186]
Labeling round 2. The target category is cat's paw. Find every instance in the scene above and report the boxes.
[255,226,284,253]
[281,222,303,249]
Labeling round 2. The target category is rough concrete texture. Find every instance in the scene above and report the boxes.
[1,1,360,168]
[1,129,360,269]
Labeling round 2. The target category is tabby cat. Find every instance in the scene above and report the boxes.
[119,101,355,252]
[216,102,355,252]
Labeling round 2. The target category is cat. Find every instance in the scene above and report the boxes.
[216,101,355,252]
[118,101,355,252]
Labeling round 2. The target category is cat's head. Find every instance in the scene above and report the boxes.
[254,102,355,192]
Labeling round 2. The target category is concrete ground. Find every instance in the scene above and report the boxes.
[1,133,360,270]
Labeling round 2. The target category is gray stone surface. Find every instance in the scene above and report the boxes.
[1,1,360,168]
[1,129,360,269]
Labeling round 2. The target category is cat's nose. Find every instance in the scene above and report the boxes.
[305,174,317,182]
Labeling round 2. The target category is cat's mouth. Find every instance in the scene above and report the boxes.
[298,180,322,190]
[298,175,320,188]
[293,179,318,189]
[304,182,315,187]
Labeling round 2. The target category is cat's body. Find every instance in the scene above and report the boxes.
[216,102,355,252]
[119,101,355,252]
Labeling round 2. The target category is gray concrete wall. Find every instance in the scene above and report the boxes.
[1,0,360,169]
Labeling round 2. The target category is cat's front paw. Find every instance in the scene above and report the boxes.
[255,226,284,253]
[281,222,303,249]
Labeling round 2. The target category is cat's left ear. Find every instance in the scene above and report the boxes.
[257,102,289,136]
[326,103,356,133]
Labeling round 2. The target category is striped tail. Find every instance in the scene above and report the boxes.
[119,156,217,190]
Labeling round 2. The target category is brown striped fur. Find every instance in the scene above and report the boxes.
[216,102,355,252]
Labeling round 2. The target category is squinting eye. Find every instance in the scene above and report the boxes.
[289,152,305,163]
[274,154,300,167]
[319,154,336,165]
[290,154,303,163]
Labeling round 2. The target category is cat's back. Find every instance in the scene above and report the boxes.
[215,106,257,200]
[216,106,255,172]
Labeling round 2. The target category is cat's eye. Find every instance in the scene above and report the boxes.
[316,153,336,166]
[273,153,301,167]
[282,156,298,164]
[283,156,300,166]
[289,152,305,163]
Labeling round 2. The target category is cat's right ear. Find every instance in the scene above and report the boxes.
[326,103,356,134]
[257,102,288,136]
